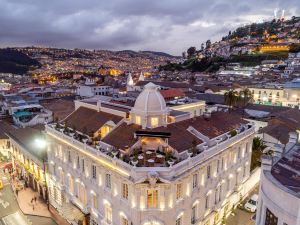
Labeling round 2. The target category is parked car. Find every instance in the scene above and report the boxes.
[244,194,258,212]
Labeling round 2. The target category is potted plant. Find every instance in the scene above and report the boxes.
[230,129,237,137]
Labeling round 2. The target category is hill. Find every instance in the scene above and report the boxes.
[0,48,40,74]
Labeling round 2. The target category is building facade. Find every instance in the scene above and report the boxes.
[46,83,256,225]
[7,127,48,200]
[256,135,300,225]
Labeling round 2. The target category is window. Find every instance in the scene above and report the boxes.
[217,159,220,173]
[205,195,210,209]
[265,208,278,225]
[105,205,112,224]
[92,165,97,179]
[176,183,182,200]
[227,178,231,191]
[151,117,159,127]
[105,174,111,189]
[243,166,246,178]
[68,151,71,163]
[176,217,182,225]
[207,165,211,179]
[122,183,128,200]
[82,159,85,172]
[135,116,141,125]
[221,157,224,171]
[215,188,218,204]
[69,176,74,194]
[77,156,80,169]
[92,194,97,209]
[121,217,128,225]
[147,190,158,208]
[238,147,241,159]
[191,205,196,224]
[192,174,198,189]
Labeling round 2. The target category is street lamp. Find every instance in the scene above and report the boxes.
[34,136,50,210]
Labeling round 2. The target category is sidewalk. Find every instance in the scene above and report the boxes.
[17,188,51,217]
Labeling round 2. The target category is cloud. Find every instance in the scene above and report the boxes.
[0,0,299,55]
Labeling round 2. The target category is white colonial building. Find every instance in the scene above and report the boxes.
[46,83,256,225]
[256,134,300,225]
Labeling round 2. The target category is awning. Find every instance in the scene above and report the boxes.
[61,202,85,223]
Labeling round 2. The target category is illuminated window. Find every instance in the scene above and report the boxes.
[151,117,159,127]
[122,183,128,200]
[135,116,141,125]
[105,205,112,224]
[69,176,74,194]
[147,190,158,208]
[176,183,182,200]
[92,194,97,209]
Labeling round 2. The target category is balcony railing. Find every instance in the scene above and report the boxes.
[46,123,255,179]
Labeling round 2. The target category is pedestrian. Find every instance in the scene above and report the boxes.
[31,198,33,203]
[34,196,37,203]
[16,189,18,196]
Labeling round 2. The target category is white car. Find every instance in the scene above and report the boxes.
[244,194,258,212]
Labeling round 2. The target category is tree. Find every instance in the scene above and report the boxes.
[238,88,253,107]
[224,90,239,111]
[251,137,265,171]
[201,43,205,51]
[187,47,196,58]
[206,39,211,49]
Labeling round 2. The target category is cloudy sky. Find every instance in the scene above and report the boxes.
[0,0,299,55]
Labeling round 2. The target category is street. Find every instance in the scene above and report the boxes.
[226,186,259,225]
[0,169,57,225]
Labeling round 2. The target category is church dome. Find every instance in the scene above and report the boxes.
[133,82,167,114]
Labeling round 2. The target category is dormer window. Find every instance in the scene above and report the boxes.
[151,117,159,128]
[135,116,141,125]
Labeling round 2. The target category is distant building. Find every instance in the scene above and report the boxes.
[77,78,112,98]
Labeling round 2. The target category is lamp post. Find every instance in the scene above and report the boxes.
[34,132,50,210]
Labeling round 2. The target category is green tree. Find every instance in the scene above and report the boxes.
[187,47,196,58]
[251,137,265,171]
[238,88,254,107]
[224,90,239,111]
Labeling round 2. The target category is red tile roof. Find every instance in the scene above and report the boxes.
[160,89,185,99]
[63,107,123,135]
[102,112,247,152]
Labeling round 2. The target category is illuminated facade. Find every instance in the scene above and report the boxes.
[46,83,256,225]
[259,44,289,53]
[249,83,300,108]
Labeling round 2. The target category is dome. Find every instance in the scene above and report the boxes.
[133,82,167,114]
